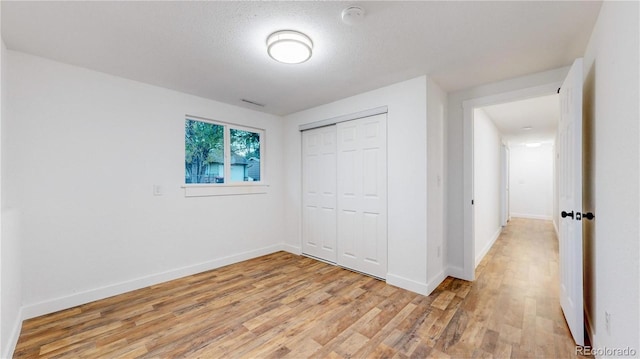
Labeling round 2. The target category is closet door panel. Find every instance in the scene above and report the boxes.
[302,126,337,263]
[337,114,387,278]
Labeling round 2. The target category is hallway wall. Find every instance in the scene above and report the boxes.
[582,0,639,352]
[473,109,502,266]
[508,143,554,220]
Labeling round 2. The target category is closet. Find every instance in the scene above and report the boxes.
[302,113,387,279]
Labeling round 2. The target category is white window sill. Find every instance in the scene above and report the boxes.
[182,183,269,197]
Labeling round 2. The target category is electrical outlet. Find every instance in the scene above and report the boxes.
[605,311,611,335]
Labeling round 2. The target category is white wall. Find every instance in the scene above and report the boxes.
[473,109,502,266]
[446,67,568,277]
[284,76,446,295]
[1,15,25,358]
[5,51,285,320]
[508,143,554,220]
[582,1,639,353]
[426,78,447,291]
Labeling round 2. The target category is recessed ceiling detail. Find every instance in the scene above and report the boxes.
[266,30,313,64]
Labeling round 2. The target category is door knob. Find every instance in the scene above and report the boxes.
[582,212,595,220]
[561,210,574,219]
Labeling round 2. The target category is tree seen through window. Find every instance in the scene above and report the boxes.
[185,119,261,184]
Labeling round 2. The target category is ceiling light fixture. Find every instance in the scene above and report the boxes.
[266,30,313,64]
[526,142,542,148]
[522,126,533,130]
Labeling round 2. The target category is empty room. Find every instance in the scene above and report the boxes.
[0,1,638,358]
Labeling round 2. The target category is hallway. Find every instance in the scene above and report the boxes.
[438,218,587,357]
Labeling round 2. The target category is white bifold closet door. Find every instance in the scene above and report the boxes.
[302,113,387,279]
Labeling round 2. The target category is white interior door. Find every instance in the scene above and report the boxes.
[558,58,584,346]
[302,126,337,263]
[337,114,387,278]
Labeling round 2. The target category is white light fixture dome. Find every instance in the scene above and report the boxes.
[267,30,313,64]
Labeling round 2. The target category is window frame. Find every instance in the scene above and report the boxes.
[183,116,267,197]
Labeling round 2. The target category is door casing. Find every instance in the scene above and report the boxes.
[461,82,563,280]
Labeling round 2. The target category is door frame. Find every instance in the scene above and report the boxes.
[299,106,389,277]
[500,144,510,226]
[461,82,562,280]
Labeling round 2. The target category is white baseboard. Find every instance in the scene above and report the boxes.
[386,274,429,296]
[475,227,502,267]
[2,307,24,359]
[510,213,552,220]
[426,270,447,295]
[281,244,301,255]
[446,265,472,281]
[21,244,285,320]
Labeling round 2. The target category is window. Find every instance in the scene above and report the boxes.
[185,118,263,185]
[230,128,261,182]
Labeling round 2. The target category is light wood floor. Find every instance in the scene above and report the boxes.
[14,218,588,358]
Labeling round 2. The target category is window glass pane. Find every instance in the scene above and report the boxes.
[185,119,225,183]
[230,128,261,182]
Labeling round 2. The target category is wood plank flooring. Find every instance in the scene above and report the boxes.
[14,218,588,358]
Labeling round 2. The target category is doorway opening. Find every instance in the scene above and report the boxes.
[473,94,560,267]
[462,82,563,281]
[462,59,585,347]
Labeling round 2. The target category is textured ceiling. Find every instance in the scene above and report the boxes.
[481,94,560,145]
[1,1,601,115]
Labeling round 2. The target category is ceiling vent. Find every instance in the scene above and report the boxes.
[241,99,265,107]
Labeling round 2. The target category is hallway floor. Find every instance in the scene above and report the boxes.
[441,217,589,357]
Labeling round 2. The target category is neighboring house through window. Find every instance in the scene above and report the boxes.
[185,118,263,184]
